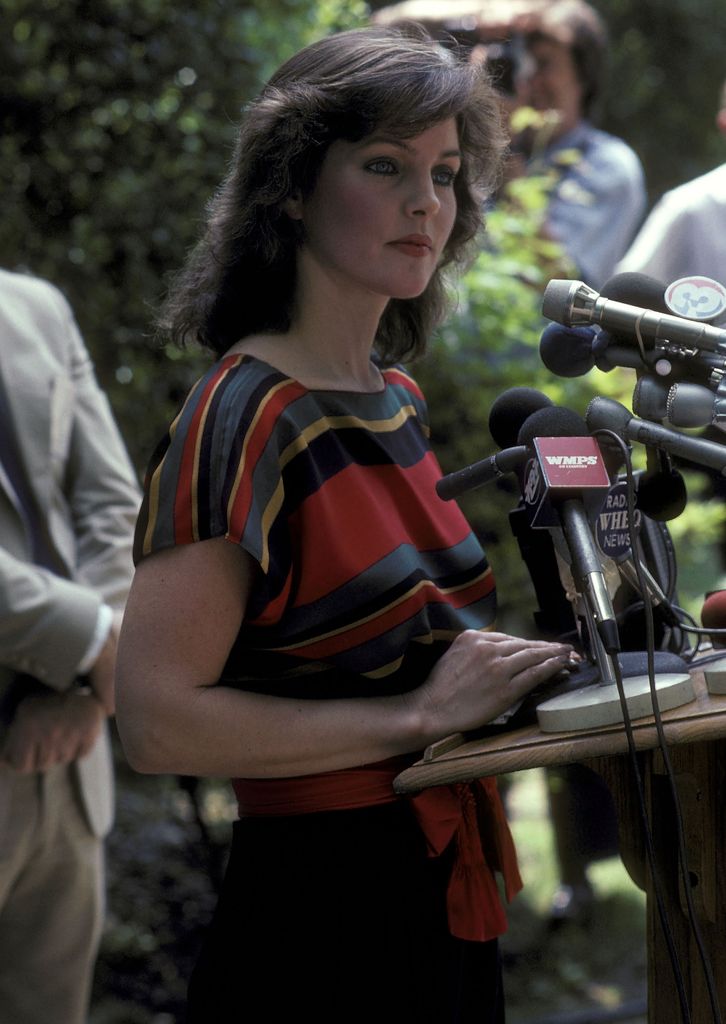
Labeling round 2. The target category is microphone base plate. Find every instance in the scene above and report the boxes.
[703,657,726,694]
[536,672,694,733]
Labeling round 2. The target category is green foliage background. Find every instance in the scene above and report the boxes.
[2,0,369,465]
[2,0,725,622]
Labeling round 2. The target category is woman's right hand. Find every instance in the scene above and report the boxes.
[409,629,576,745]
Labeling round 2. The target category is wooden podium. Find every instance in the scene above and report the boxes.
[394,671,726,1024]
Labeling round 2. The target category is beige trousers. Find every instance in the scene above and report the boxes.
[0,763,104,1024]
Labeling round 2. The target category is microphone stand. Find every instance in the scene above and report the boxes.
[535,550,695,733]
[580,599,618,687]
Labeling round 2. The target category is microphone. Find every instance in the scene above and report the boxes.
[635,448,688,521]
[516,406,613,524]
[537,329,689,517]
[591,276,691,520]
[543,278,726,355]
[600,271,669,315]
[586,396,726,475]
[539,323,603,378]
[487,387,577,640]
[435,446,528,501]
[540,272,726,390]
[488,386,553,447]
[516,406,620,653]
[700,589,726,696]
[633,375,726,430]
[594,471,682,629]
[701,590,726,648]
[539,322,726,384]
[594,271,671,354]
[617,380,690,519]
[435,385,555,500]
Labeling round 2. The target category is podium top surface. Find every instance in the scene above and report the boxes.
[394,670,726,794]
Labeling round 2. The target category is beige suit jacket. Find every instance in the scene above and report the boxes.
[0,269,141,837]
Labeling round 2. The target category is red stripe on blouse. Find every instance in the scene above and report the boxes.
[267,572,494,660]
[289,456,472,607]
[383,366,425,401]
[226,372,308,545]
[175,358,242,544]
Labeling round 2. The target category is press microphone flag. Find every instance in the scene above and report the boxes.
[516,406,619,653]
[518,434,610,528]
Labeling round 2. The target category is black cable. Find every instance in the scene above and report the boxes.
[673,617,721,663]
[596,429,723,1024]
[660,517,679,602]
[673,621,726,637]
[609,655,692,1024]
[670,604,704,661]
[580,430,691,1018]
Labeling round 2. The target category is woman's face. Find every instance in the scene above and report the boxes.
[291,118,461,304]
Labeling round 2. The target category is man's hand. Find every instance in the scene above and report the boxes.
[1,691,104,773]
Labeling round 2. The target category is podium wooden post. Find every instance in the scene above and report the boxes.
[394,673,726,1024]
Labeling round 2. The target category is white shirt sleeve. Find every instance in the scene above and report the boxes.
[76,602,113,676]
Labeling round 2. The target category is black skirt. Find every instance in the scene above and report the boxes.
[186,800,505,1023]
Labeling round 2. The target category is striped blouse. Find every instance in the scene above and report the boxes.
[134,354,496,696]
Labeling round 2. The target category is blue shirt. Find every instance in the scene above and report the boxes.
[531,121,647,289]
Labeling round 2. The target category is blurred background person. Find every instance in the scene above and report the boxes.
[0,268,140,1024]
[618,77,726,577]
[617,77,726,290]
[502,0,646,288]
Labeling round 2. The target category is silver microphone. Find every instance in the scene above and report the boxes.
[633,375,726,430]
[543,279,726,355]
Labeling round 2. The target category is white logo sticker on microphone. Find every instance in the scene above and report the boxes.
[665,276,726,321]
[523,459,541,505]
[595,483,641,562]
[544,455,599,467]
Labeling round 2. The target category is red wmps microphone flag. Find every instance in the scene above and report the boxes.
[523,435,611,528]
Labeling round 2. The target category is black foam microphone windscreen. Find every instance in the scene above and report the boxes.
[488,387,553,448]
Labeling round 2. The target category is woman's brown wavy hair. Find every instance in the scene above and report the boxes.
[158,24,507,364]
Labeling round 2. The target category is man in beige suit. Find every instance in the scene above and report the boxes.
[0,268,141,1023]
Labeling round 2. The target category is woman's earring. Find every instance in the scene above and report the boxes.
[283,191,303,221]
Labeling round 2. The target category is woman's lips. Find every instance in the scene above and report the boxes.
[389,234,433,258]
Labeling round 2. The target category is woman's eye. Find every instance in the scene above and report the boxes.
[433,166,458,187]
[366,158,397,175]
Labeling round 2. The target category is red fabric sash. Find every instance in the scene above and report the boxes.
[232,758,523,943]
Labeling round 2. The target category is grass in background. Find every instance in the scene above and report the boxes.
[501,769,647,1023]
